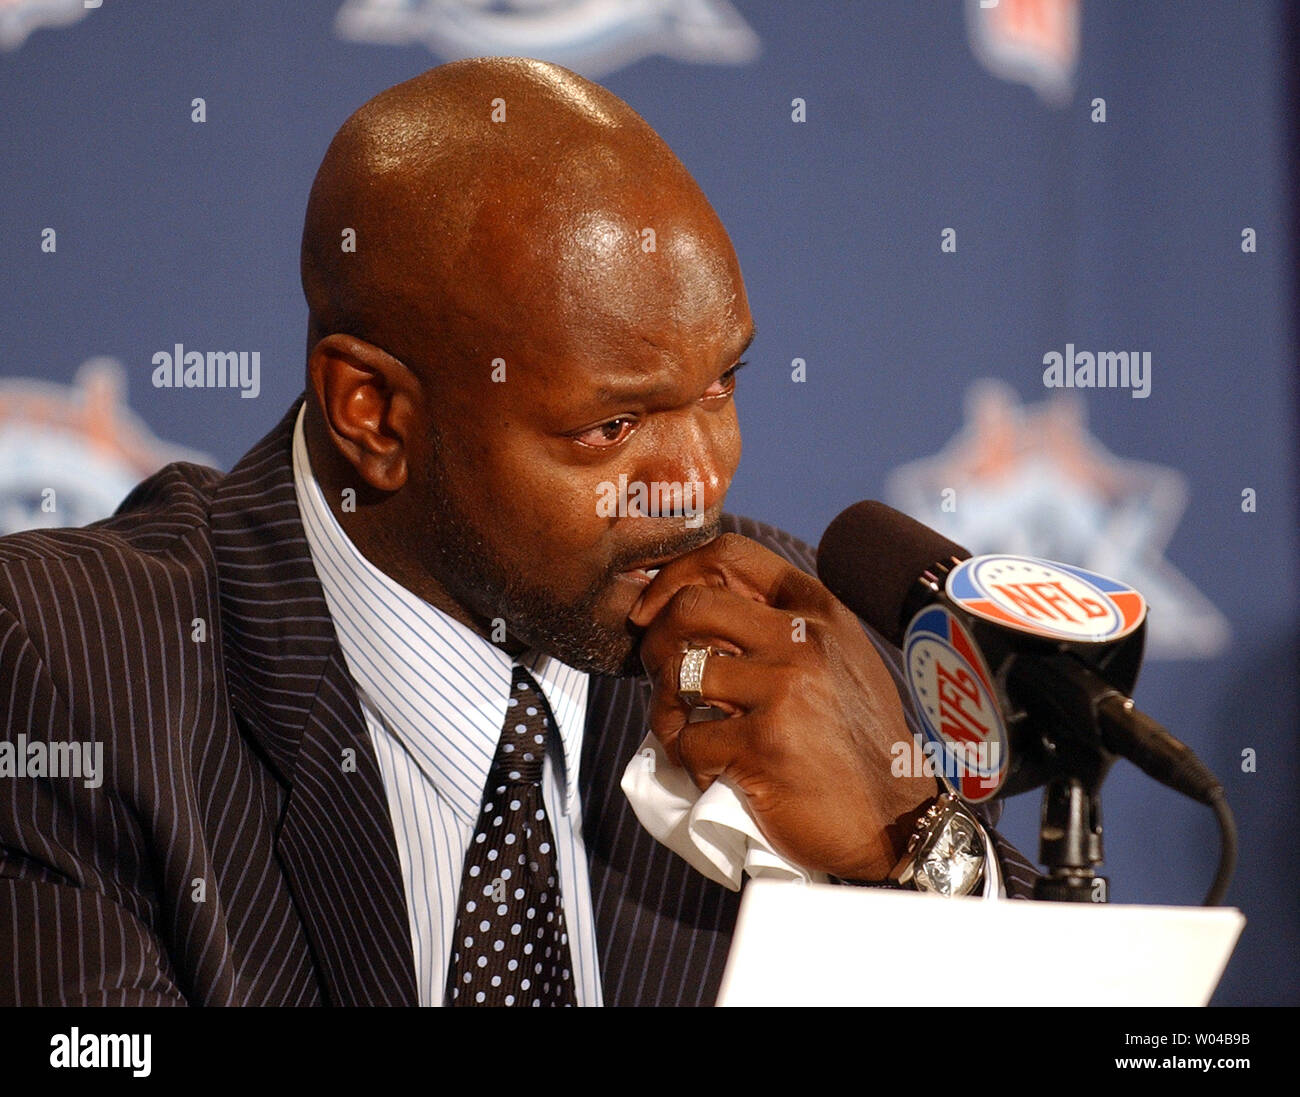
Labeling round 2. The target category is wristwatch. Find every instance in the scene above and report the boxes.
[886,793,987,897]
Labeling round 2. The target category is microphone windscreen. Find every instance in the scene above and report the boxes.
[816,501,970,645]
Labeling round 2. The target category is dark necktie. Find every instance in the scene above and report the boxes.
[445,665,577,1006]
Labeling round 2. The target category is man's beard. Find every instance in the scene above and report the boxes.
[421,458,719,677]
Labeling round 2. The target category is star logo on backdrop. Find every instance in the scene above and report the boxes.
[885,380,1230,660]
[0,0,94,50]
[334,0,760,77]
[0,359,214,534]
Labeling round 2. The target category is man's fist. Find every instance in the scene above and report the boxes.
[628,533,934,880]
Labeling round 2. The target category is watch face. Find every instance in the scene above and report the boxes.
[914,807,985,897]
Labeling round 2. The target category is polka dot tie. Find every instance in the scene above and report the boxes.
[445,665,576,1007]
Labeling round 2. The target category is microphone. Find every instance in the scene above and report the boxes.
[816,501,1235,906]
[815,500,1220,804]
[817,501,968,649]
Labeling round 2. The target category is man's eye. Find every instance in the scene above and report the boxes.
[574,417,637,448]
[570,364,742,448]
[702,364,741,399]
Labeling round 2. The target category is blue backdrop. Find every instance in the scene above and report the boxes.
[1,0,1295,1004]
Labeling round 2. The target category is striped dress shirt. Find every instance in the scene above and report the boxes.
[290,406,603,1006]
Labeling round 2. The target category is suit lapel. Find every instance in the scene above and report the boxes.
[210,397,417,1006]
[581,673,741,1007]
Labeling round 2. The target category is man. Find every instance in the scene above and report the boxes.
[0,58,1035,1006]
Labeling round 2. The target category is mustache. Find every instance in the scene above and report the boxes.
[608,517,722,576]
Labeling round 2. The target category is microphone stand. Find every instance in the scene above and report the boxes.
[1035,777,1108,902]
[1004,653,1117,903]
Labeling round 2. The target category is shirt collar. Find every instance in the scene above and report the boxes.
[289,402,586,820]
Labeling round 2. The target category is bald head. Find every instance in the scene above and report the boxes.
[301,57,742,381]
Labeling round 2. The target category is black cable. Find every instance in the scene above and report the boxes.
[1204,789,1237,907]
[1095,692,1236,906]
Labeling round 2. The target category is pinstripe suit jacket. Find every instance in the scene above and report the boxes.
[0,398,1037,1006]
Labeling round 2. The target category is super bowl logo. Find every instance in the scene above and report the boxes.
[904,605,1008,802]
[964,0,1080,107]
[885,380,1230,660]
[0,359,214,535]
[947,555,1146,644]
[0,0,95,51]
[334,0,760,77]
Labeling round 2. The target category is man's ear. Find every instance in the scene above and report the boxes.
[307,333,421,493]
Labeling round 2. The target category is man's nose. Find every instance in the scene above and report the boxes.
[636,413,736,519]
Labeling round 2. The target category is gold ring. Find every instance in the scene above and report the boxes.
[677,646,712,707]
